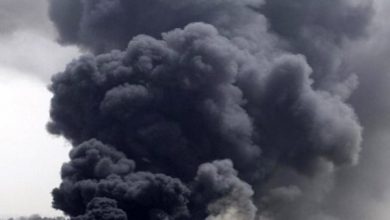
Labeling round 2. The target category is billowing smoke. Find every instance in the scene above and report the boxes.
[47,0,375,219]
[72,197,127,220]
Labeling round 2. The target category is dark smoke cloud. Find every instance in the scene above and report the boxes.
[53,139,190,219]
[48,0,266,53]
[262,0,373,93]
[48,22,361,182]
[47,0,376,219]
[72,197,127,220]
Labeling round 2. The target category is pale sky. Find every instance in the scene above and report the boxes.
[0,67,69,217]
[0,0,79,217]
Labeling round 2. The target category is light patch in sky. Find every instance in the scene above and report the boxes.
[0,67,70,217]
[0,30,79,82]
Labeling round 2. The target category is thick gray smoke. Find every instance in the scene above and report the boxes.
[72,197,127,220]
[47,0,376,219]
[319,1,390,220]
[262,0,373,92]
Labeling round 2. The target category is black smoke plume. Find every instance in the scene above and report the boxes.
[47,0,374,219]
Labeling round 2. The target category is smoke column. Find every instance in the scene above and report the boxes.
[46,0,375,219]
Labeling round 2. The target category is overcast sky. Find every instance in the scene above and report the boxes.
[0,0,78,217]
